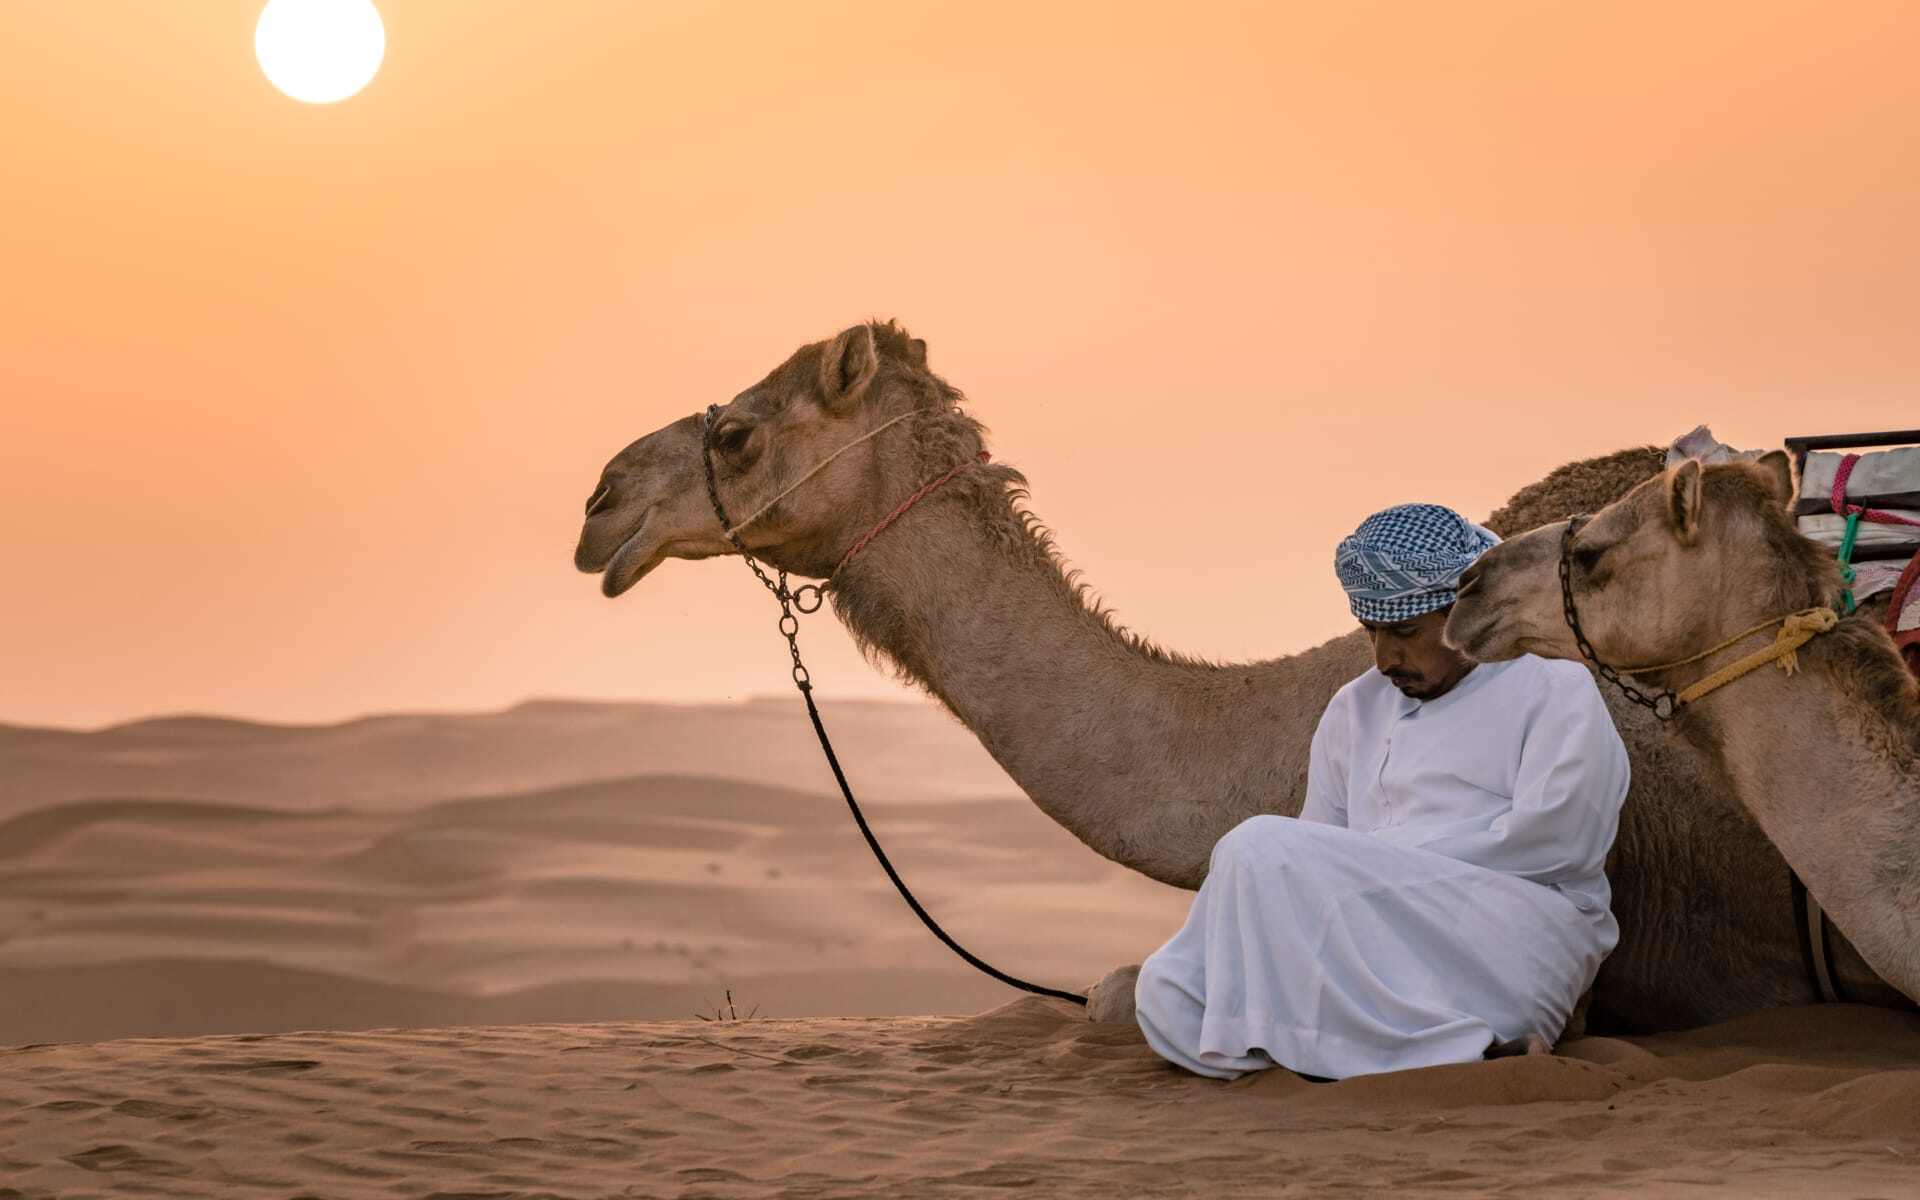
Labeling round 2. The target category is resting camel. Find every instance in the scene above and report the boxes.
[1448,453,1920,1007]
[573,320,1915,1032]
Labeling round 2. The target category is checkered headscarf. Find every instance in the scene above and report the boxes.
[1334,503,1500,624]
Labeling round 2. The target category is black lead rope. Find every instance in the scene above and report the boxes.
[698,406,1088,1007]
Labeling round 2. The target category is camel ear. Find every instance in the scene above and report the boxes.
[1755,450,1795,509]
[908,338,928,369]
[1667,459,1703,545]
[819,325,879,411]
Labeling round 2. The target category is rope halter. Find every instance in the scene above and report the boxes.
[1623,606,1839,708]
[1560,512,1840,720]
[700,404,988,612]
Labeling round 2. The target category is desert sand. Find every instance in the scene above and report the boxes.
[4,700,1919,1196]
[4,999,1920,1197]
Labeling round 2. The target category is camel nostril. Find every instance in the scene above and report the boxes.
[585,482,615,517]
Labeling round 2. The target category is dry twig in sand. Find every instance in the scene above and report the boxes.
[694,988,760,1022]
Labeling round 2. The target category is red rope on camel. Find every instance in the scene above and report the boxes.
[832,451,991,579]
[1831,454,1920,528]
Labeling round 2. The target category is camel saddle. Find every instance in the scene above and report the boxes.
[1785,429,1920,677]
[1668,427,1920,677]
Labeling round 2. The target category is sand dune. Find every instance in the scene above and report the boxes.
[0,764,1188,1044]
[4,999,1917,1198]
[0,697,1016,814]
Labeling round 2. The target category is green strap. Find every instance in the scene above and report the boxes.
[1837,511,1862,615]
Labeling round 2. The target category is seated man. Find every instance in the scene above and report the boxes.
[1134,503,1630,1080]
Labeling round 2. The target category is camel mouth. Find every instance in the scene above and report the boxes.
[1443,606,1508,660]
[585,506,734,598]
[600,515,667,598]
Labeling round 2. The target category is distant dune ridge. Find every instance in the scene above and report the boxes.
[0,698,1189,1044]
[0,697,1021,813]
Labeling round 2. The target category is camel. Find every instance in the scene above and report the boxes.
[573,320,1913,1032]
[1447,452,1920,1007]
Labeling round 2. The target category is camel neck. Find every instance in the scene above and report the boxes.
[826,486,1370,888]
[1687,640,1920,1000]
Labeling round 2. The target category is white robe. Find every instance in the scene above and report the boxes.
[1134,654,1630,1080]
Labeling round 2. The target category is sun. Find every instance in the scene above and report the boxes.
[254,0,386,105]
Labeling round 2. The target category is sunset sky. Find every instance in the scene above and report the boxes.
[5,0,1918,729]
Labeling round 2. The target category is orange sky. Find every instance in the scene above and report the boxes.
[4,0,1918,729]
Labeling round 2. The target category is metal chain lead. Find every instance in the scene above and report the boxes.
[694,403,1087,1006]
[1560,514,1681,722]
[703,405,815,690]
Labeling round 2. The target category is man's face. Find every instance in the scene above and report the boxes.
[1360,605,1475,700]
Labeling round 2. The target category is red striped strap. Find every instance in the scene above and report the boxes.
[1831,453,1920,527]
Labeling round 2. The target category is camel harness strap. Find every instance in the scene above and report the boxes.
[1559,514,1840,720]
[1619,607,1839,707]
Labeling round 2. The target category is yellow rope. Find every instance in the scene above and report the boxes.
[1619,608,1839,707]
[1618,613,1811,673]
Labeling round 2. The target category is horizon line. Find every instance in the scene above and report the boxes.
[0,690,932,738]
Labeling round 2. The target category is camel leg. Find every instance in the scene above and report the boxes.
[1085,963,1141,1023]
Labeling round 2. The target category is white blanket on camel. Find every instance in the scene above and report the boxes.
[1134,655,1631,1080]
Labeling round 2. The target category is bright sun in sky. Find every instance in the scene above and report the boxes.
[254,0,386,104]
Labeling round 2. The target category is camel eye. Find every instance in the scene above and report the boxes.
[716,424,753,454]
[1571,543,1606,574]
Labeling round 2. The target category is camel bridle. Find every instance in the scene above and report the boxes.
[695,404,1087,1007]
[1559,513,1840,725]
[1559,514,1685,722]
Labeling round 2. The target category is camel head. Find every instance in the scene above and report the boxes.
[574,321,993,597]
[1446,450,1837,669]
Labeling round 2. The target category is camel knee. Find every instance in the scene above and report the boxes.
[1086,963,1142,1023]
